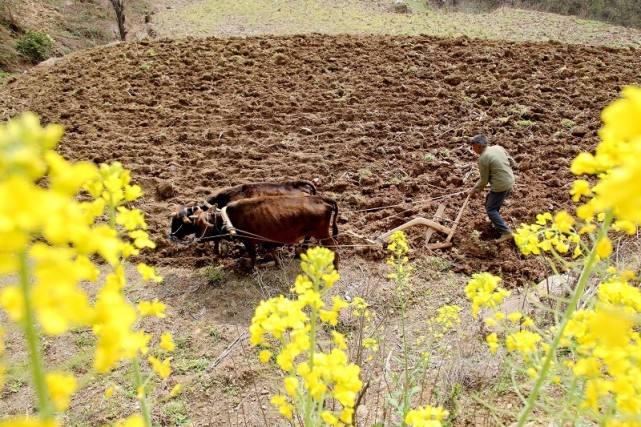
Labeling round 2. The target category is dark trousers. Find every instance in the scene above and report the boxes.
[485,190,511,234]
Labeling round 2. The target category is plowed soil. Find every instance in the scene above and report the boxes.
[1,35,640,285]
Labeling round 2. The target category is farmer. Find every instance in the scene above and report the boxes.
[468,134,516,242]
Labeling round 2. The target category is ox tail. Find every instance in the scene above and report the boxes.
[293,180,317,195]
[323,197,339,239]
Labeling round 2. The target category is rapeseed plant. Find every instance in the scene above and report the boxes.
[385,231,450,427]
[470,86,641,426]
[0,113,174,426]
[250,247,362,425]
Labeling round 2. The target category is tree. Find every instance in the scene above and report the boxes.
[109,0,127,41]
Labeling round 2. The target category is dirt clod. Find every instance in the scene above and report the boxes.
[156,182,176,201]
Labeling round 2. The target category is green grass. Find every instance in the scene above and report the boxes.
[163,399,191,425]
[153,0,641,47]
[174,357,210,374]
[202,265,225,286]
[561,118,576,129]
[422,256,453,272]
[0,70,15,85]
[516,119,535,127]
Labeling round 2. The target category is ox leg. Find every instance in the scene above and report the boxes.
[213,239,220,256]
[242,240,257,271]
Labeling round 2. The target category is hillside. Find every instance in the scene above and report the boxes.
[0,0,151,73]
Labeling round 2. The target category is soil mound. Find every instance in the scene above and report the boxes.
[1,35,639,285]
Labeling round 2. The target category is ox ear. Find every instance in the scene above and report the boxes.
[182,216,192,224]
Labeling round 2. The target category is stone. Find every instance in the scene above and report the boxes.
[571,126,588,137]
[392,0,411,14]
[156,182,176,200]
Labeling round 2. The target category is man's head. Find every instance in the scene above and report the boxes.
[469,134,488,155]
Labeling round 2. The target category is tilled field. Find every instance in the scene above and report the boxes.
[1,35,640,285]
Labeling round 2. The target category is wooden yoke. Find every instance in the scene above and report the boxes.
[220,206,237,236]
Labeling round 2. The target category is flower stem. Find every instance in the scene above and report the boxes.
[400,293,410,426]
[516,212,613,426]
[19,250,53,419]
[133,357,153,426]
[397,257,410,426]
[304,275,319,427]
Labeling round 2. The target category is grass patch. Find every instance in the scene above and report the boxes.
[422,256,453,272]
[202,265,226,286]
[174,357,210,374]
[5,377,26,394]
[154,0,641,47]
[208,326,223,343]
[0,70,15,85]
[163,399,191,425]
[561,118,576,129]
[516,120,535,127]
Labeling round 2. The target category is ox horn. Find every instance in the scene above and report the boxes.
[202,201,213,210]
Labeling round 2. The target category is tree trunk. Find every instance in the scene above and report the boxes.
[109,0,127,41]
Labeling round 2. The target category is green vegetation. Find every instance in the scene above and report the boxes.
[561,118,576,128]
[477,0,641,28]
[202,265,225,286]
[15,31,53,63]
[163,400,190,425]
[153,0,641,47]
[516,119,535,127]
[0,70,14,84]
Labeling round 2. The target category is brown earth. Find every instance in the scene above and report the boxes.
[1,34,640,286]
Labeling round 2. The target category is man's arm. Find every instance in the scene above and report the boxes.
[473,158,489,192]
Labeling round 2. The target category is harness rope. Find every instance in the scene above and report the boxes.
[177,189,469,249]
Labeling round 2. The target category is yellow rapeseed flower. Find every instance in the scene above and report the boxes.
[160,332,175,352]
[485,333,499,354]
[570,180,592,202]
[321,411,339,425]
[434,305,462,328]
[104,385,115,399]
[169,383,183,398]
[136,263,163,283]
[0,418,59,427]
[137,299,166,318]
[465,273,509,317]
[505,331,542,356]
[554,211,575,234]
[596,237,614,259]
[284,376,299,397]
[405,405,449,427]
[114,414,145,427]
[258,349,272,364]
[271,394,293,419]
[148,356,172,379]
[45,371,77,411]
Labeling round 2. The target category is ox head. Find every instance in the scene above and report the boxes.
[168,201,214,242]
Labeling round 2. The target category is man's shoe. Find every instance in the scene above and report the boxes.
[496,232,514,243]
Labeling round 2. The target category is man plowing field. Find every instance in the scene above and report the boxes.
[469,134,516,242]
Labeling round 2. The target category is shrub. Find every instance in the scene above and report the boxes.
[15,31,53,64]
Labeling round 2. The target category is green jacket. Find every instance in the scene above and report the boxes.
[474,145,516,193]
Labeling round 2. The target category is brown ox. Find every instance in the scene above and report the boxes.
[192,195,339,269]
[205,180,316,208]
[168,180,317,249]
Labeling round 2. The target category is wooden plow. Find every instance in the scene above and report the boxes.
[375,194,471,250]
